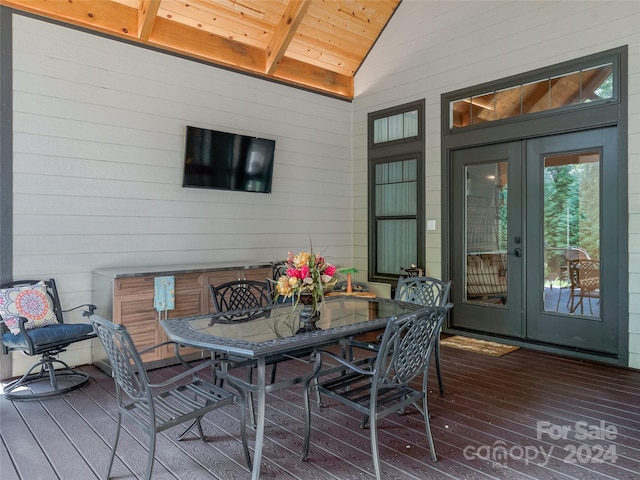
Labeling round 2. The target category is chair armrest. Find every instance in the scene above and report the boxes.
[138,340,177,355]
[138,341,207,376]
[313,349,374,376]
[11,317,37,353]
[148,358,218,388]
[63,303,97,316]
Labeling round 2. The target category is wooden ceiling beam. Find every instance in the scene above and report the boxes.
[266,0,311,75]
[138,0,161,40]
[2,0,138,37]
[149,16,266,71]
[1,0,387,99]
[274,55,352,99]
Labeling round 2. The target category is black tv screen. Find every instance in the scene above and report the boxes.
[183,126,275,193]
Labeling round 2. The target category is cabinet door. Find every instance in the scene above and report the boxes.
[162,275,204,358]
[113,292,164,363]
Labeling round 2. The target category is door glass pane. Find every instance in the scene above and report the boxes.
[543,151,600,317]
[465,162,509,305]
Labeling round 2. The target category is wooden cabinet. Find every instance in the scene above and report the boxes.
[93,263,273,370]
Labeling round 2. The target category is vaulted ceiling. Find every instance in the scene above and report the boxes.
[2,0,401,100]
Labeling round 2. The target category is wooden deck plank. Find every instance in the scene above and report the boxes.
[0,435,20,480]
[0,398,58,479]
[2,345,640,480]
[12,395,100,479]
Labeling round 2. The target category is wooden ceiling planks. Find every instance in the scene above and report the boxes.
[1,0,400,99]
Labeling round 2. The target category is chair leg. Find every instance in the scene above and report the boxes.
[235,387,252,468]
[369,410,382,480]
[105,411,122,480]
[422,390,438,462]
[177,415,206,441]
[435,334,444,396]
[145,428,157,480]
[301,380,313,461]
[247,366,257,428]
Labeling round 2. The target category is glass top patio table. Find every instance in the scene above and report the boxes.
[160,296,423,360]
[160,296,423,480]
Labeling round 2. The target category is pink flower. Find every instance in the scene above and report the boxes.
[299,265,310,279]
[324,265,336,277]
[287,267,302,278]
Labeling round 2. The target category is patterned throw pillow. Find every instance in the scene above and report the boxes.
[0,282,59,335]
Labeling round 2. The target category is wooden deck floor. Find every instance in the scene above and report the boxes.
[2,343,640,480]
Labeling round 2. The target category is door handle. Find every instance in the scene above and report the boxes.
[514,248,522,258]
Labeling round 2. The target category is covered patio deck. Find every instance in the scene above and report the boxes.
[2,343,639,479]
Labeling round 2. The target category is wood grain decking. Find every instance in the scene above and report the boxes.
[2,343,639,479]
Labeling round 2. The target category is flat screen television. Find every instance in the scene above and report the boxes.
[182,126,275,193]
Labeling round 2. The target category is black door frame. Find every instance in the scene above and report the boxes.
[441,47,628,366]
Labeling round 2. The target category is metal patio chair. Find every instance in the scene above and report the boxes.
[555,246,592,311]
[348,276,452,395]
[567,259,601,314]
[302,306,448,480]
[0,279,96,400]
[209,279,276,426]
[91,315,250,480]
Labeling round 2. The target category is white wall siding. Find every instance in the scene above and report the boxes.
[353,1,640,367]
[9,14,353,373]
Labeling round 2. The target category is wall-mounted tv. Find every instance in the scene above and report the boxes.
[182,126,275,194]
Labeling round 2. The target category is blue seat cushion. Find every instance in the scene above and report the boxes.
[2,323,94,350]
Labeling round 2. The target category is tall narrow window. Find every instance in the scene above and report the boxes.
[368,100,425,284]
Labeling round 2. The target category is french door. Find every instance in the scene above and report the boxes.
[450,128,618,354]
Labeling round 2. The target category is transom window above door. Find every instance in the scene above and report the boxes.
[449,60,616,129]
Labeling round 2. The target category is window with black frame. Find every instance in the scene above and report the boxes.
[368,100,425,284]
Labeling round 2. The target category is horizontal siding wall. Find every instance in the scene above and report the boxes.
[8,14,354,374]
[353,1,640,367]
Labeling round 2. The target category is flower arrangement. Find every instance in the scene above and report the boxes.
[274,249,339,316]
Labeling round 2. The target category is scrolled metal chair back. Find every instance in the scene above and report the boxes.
[209,280,272,323]
[375,306,447,387]
[395,276,452,308]
[92,316,150,402]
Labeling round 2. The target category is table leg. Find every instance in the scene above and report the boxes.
[252,357,267,480]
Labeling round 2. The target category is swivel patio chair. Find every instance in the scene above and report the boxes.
[302,306,448,480]
[348,276,452,395]
[90,315,250,480]
[0,279,96,400]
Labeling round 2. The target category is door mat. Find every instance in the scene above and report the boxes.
[440,336,520,357]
